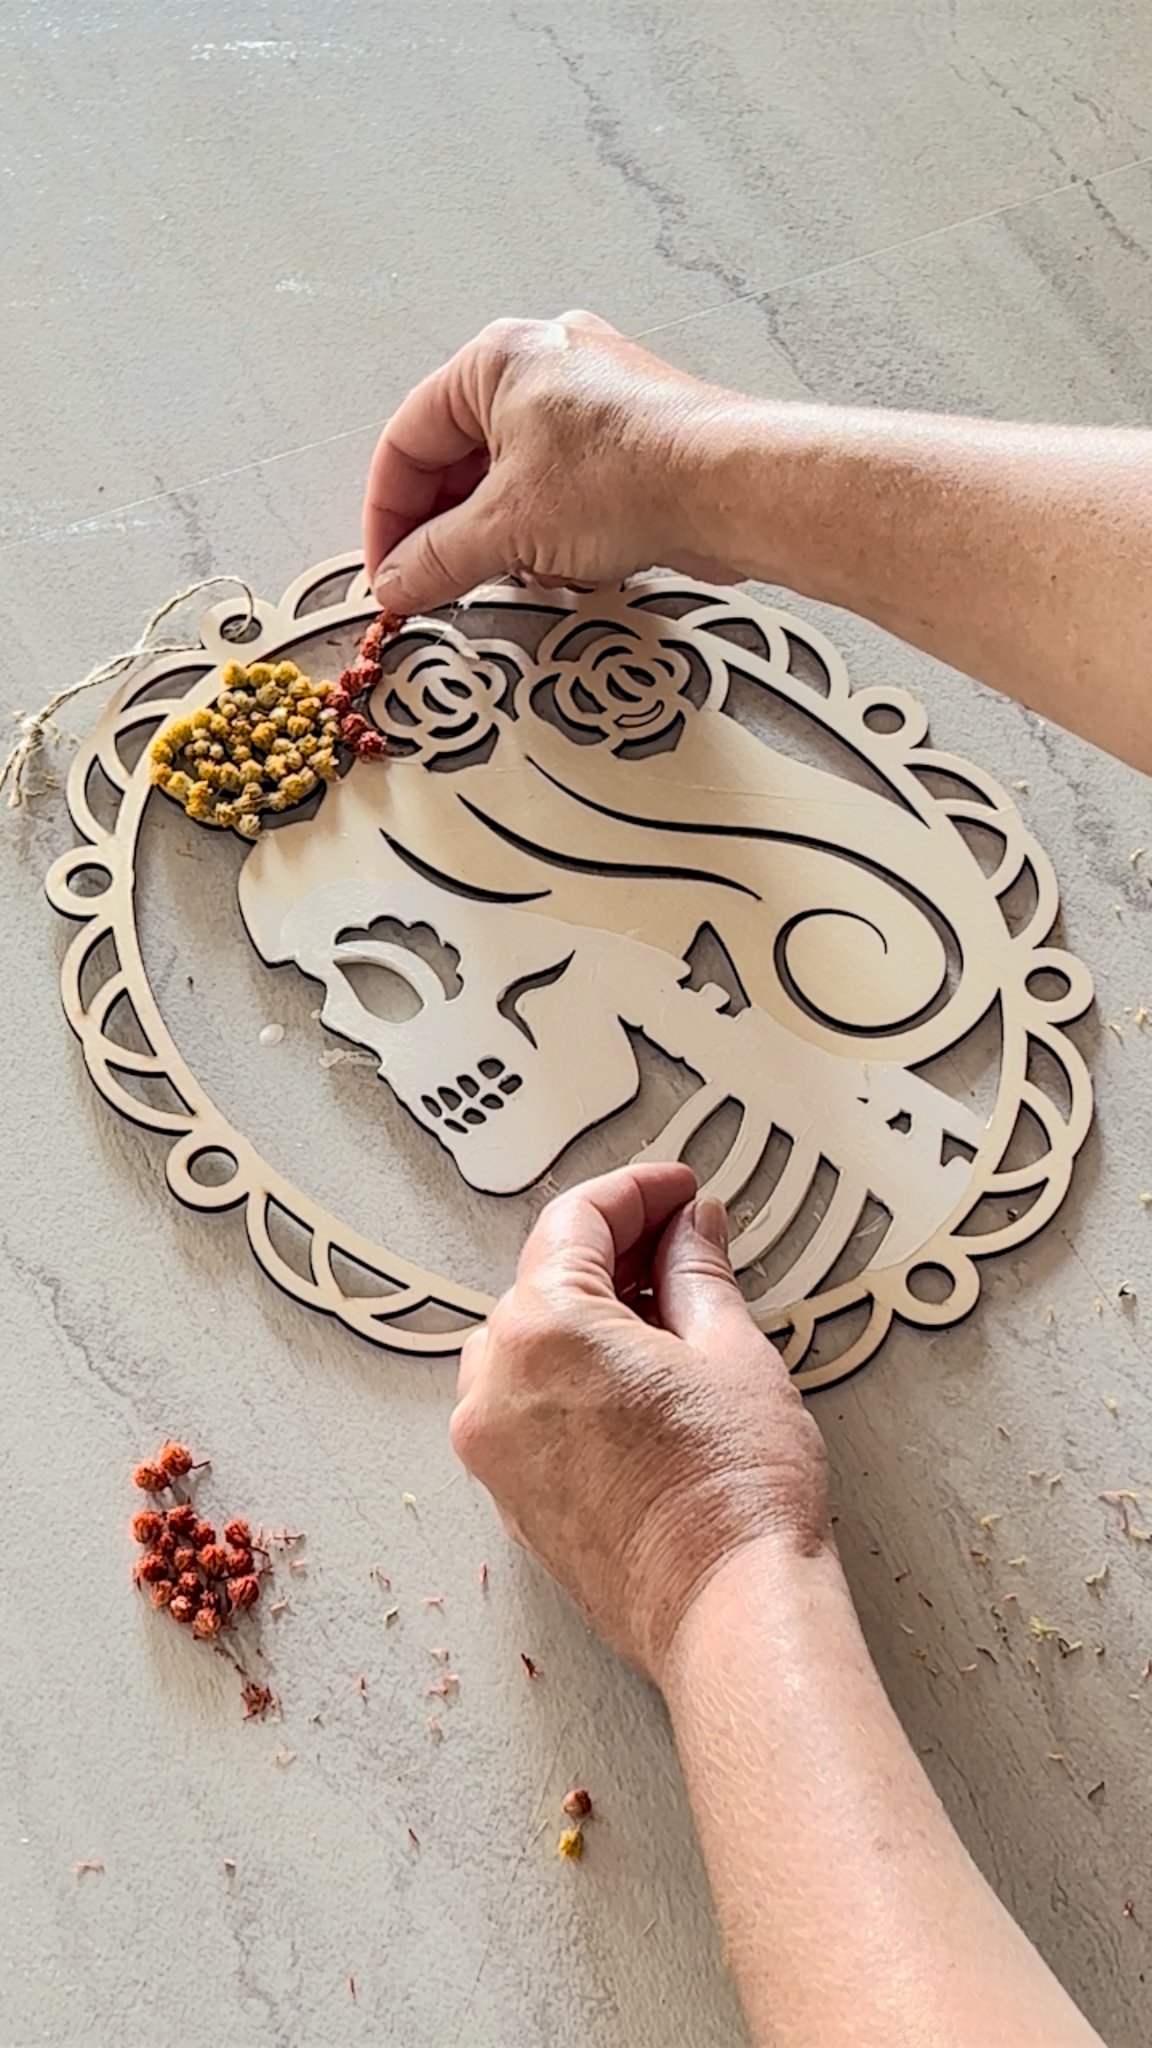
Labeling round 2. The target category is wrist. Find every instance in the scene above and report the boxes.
[680,396,845,596]
[653,1524,847,1697]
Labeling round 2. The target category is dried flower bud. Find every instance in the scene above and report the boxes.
[173,1545,197,1573]
[355,728,387,759]
[167,1504,198,1538]
[148,1580,174,1610]
[177,1571,202,1599]
[153,1528,176,1562]
[338,713,370,746]
[137,1552,172,1585]
[557,1828,584,1862]
[198,1544,231,1579]
[225,1547,254,1577]
[223,1518,252,1548]
[227,1574,260,1611]
[193,1522,216,1550]
[192,1607,222,1640]
[159,1441,194,1478]
[131,1510,163,1545]
[133,1462,164,1493]
[169,1595,196,1625]
[562,1788,593,1820]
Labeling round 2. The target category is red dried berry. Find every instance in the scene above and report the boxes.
[137,1552,172,1585]
[338,712,370,744]
[198,1544,230,1579]
[169,1595,196,1625]
[223,1519,251,1548]
[225,1547,254,1577]
[148,1580,174,1610]
[173,1545,197,1573]
[227,1574,260,1611]
[193,1522,216,1549]
[131,1510,163,1545]
[326,687,352,721]
[167,1504,198,1538]
[159,1440,194,1479]
[562,1787,593,1820]
[192,1608,221,1640]
[133,1462,164,1493]
[355,728,387,759]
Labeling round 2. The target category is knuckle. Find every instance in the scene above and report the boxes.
[480,315,536,360]
[448,1393,486,1471]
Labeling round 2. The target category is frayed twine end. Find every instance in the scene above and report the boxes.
[2,576,257,811]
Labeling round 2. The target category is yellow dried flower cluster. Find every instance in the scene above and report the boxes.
[149,660,340,838]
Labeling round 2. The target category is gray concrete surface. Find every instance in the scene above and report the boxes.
[2,4,1152,2043]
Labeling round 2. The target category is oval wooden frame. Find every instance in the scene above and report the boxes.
[45,556,1094,1387]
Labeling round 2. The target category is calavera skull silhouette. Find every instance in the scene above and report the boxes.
[253,867,646,1195]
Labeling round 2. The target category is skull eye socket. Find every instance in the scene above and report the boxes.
[339,960,424,1023]
[334,917,462,999]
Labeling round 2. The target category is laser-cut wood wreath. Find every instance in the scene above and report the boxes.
[46,558,1093,1389]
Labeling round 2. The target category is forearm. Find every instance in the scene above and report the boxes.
[661,1538,1104,2048]
[694,403,1152,774]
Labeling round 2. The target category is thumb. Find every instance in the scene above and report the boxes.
[373,477,509,613]
[653,1196,753,1346]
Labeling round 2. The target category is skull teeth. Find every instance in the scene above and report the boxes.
[423,1059,522,1134]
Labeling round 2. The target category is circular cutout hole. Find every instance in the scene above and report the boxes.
[907,1261,956,1305]
[187,1148,240,1188]
[69,863,113,899]
[863,703,905,735]
[220,614,262,645]
[1026,967,1072,1002]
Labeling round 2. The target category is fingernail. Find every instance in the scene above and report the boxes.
[372,564,400,606]
[694,1196,729,1252]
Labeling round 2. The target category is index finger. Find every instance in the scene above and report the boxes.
[362,358,486,581]
[518,1162,697,1300]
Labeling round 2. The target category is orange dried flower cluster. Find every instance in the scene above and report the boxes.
[131,1442,263,1639]
[148,610,405,836]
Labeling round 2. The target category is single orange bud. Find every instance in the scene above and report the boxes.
[169,1595,196,1625]
[225,1547,253,1578]
[133,1462,164,1493]
[137,1552,172,1585]
[223,1518,251,1548]
[149,1580,174,1610]
[227,1574,260,1611]
[193,1521,216,1550]
[173,1545,197,1573]
[131,1510,163,1545]
[177,1571,201,1599]
[192,1608,221,1640]
[198,1544,230,1579]
[562,1788,593,1820]
[159,1440,194,1479]
[167,1504,198,1539]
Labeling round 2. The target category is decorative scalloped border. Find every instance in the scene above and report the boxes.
[46,556,1094,1388]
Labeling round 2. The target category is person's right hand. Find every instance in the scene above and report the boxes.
[363,310,751,614]
[449,1162,833,1683]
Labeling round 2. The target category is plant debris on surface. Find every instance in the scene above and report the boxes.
[130,1440,290,1717]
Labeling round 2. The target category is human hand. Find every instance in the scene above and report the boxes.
[450,1162,832,1683]
[363,310,752,613]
